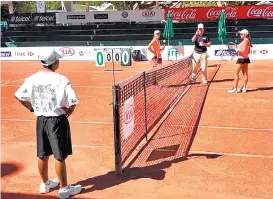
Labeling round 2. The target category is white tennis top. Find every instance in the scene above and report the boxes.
[15,71,79,117]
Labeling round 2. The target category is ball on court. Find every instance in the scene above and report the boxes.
[163,40,166,43]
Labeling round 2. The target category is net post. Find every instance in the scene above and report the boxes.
[112,85,122,175]
[143,72,148,141]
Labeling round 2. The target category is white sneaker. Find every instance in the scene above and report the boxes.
[227,88,238,94]
[40,179,59,194]
[241,87,247,93]
[58,184,82,199]
[202,80,208,84]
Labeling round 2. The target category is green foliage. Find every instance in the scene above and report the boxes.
[183,1,257,8]
[13,1,36,13]
[45,1,62,11]
[74,1,102,7]
[1,4,9,20]
[12,1,61,13]
[74,1,132,10]
[10,1,261,14]
[184,1,218,7]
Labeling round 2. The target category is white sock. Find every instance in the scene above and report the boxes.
[45,180,50,185]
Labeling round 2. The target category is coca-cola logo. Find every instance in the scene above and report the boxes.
[124,105,134,124]
[142,10,155,17]
[59,47,75,56]
[168,9,197,20]
[206,7,238,19]
[167,5,273,21]
[247,6,273,18]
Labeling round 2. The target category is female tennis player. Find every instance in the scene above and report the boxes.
[148,30,165,67]
[228,29,252,93]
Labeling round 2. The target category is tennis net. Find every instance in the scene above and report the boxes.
[112,53,194,174]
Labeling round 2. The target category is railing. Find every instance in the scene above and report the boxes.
[2,38,273,48]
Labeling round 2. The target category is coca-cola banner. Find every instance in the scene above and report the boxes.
[8,13,56,24]
[165,5,273,21]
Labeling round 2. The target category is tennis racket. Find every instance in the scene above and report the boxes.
[227,42,238,56]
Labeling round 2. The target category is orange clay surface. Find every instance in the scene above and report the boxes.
[1,59,273,199]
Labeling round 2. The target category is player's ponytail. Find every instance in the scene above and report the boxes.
[247,34,253,47]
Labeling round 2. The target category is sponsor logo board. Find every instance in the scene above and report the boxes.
[165,5,273,21]
[94,14,108,20]
[0,51,12,57]
[67,15,86,20]
[59,47,75,56]
[15,52,34,56]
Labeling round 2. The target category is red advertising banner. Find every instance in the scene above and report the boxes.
[165,5,273,21]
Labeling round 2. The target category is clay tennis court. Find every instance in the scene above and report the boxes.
[1,59,273,199]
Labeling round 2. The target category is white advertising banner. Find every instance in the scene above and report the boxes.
[57,9,164,24]
[122,96,135,141]
[0,47,96,61]
[1,44,272,61]
[207,44,272,60]
[118,9,164,22]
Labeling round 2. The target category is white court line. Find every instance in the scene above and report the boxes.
[198,125,273,131]
[1,70,138,73]
[2,141,273,159]
[189,150,273,159]
[1,141,113,149]
[163,124,273,131]
[1,79,23,86]
[2,118,273,131]
[219,70,273,73]
[73,85,111,88]
[1,84,111,88]
[1,118,113,125]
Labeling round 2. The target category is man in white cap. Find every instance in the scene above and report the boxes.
[191,23,211,84]
[15,49,82,199]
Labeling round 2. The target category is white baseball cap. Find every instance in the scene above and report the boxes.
[239,29,249,35]
[198,23,204,29]
[154,30,161,34]
[40,49,63,66]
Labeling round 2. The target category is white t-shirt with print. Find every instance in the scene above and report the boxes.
[15,71,78,117]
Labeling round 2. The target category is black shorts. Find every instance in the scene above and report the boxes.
[152,56,162,64]
[36,115,72,161]
[236,58,250,64]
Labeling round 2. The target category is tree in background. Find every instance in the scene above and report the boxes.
[12,1,36,13]
[216,1,257,7]
[12,1,61,13]
[10,1,260,13]
[1,4,9,20]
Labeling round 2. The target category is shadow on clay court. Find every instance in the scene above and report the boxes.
[1,192,93,199]
[1,162,23,178]
[247,86,273,92]
[76,153,221,194]
[210,78,234,83]
[75,65,222,195]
